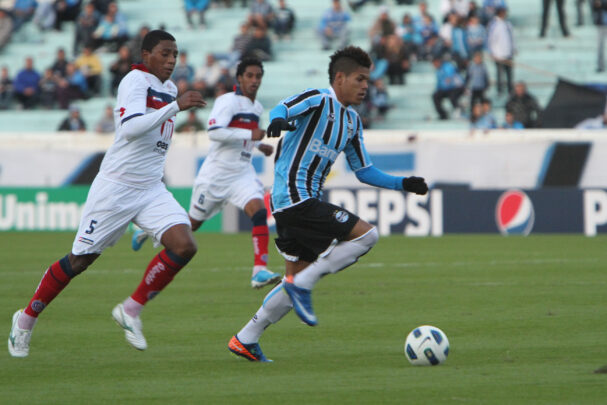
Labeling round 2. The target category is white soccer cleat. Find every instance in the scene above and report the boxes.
[8,309,32,358]
[112,303,147,351]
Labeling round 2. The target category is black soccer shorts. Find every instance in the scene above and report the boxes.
[273,198,359,263]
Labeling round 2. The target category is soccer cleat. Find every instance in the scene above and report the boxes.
[112,303,147,350]
[251,268,281,289]
[228,335,272,362]
[8,309,31,358]
[131,229,149,251]
[283,281,317,326]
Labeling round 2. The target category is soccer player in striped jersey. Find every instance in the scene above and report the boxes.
[228,46,428,361]
[8,30,206,357]
[131,58,281,289]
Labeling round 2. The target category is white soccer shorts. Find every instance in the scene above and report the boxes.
[188,172,264,222]
[72,177,190,255]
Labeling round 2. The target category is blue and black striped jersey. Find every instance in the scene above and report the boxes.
[269,87,373,211]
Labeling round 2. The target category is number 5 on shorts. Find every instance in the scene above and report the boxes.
[85,220,98,234]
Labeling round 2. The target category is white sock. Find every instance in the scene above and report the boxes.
[123,296,144,318]
[17,311,37,330]
[293,227,379,290]
[237,282,292,344]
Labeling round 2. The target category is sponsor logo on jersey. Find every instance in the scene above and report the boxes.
[309,139,338,160]
[495,190,535,235]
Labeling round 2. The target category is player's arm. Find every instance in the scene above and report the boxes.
[345,118,428,195]
[207,95,261,143]
[266,89,325,137]
[119,75,204,141]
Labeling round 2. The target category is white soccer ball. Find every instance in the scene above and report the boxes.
[404,325,450,366]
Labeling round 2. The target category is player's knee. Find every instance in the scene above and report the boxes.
[173,238,198,260]
[68,253,98,275]
[251,209,267,226]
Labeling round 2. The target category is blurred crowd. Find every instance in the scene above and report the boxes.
[0,0,604,132]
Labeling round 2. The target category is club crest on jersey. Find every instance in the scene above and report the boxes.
[328,113,335,122]
[333,210,349,223]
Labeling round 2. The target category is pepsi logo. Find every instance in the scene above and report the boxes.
[495,190,535,236]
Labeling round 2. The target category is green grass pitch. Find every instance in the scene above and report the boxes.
[1,232,606,404]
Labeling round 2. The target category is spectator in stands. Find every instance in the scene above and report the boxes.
[505,81,542,128]
[368,6,396,46]
[127,25,149,63]
[440,0,471,19]
[172,51,195,85]
[370,78,391,119]
[216,65,234,90]
[39,68,60,109]
[91,1,128,51]
[109,45,132,95]
[502,109,524,129]
[487,6,515,95]
[213,22,251,68]
[249,0,274,29]
[480,0,506,25]
[50,47,68,78]
[416,15,440,60]
[191,77,209,99]
[12,0,37,32]
[465,51,490,113]
[274,0,295,40]
[184,0,210,29]
[74,2,100,54]
[0,65,13,109]
[58,104,87,131]
[432,56,465,120]
[175,78,192,97]
[382,34,411,85]
[74,44,103,95]
[396,13,417,54]
[470,98,497,130]
[594,0,607,72]
[242,25,273,61]
[14,57,41,109]
[56,62,88,109]
[318,0,351,51]
[94,104,115,133]
[451,14,470,70]
[91,0,112,14]
[466,14,486,54]
[540,0,570,37]
[33,0,57,31]
[54,0,82,31]
[176,110,205,133]
[195,53,222,92]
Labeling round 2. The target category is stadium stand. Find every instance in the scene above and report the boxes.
[0,0,603,132]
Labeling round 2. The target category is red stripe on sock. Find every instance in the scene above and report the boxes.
[24,260,72,317]
[252,225,269,267]
[130,249,184,305]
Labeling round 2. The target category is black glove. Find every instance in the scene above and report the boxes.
[267,118,296,138]
[402,176,428,195]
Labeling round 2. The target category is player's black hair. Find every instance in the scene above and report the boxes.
[141,29,176,52]
[236,58,264,77]
[328,46,372,84]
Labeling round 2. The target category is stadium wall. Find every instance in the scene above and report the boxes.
[1,131,606,235]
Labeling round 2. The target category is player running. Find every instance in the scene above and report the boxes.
[8,30,206,357]
[132,58,281,289]
[228,46,429,362]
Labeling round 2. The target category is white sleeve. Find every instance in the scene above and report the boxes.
[207,94,252,142]
[117,73,180,141]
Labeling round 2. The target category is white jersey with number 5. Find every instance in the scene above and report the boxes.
[195,90,263,184]
[98,67,180,188]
